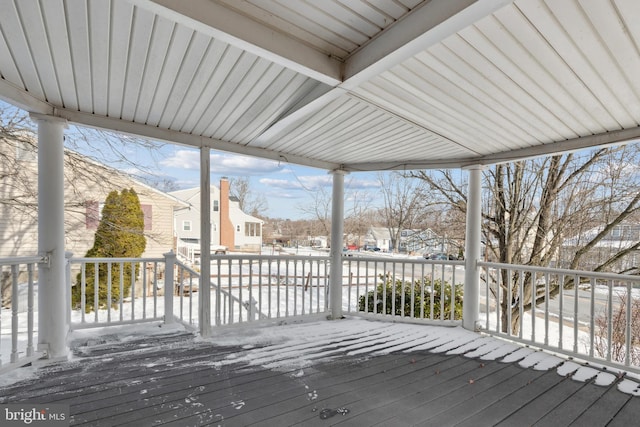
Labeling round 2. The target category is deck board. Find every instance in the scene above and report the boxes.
[1,320,639,426]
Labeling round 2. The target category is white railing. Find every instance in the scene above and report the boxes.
[70,253,331,330]
[343,255,464,323]
[69,257,165,329]
[0,256,43,371]
[479,261,640,373]
[207,254,330,325]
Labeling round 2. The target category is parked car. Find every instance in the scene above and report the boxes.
[427,252,448,260]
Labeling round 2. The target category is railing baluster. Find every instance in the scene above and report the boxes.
[588,277,596,358]
[130,261,136,321]
[544,272,550,345]
[573,274,579,354]
[119,263,124,322]
[81,263,86,323]
[27,263,34,357]
[107,262,112,323]
[625,281,632,367]
[558,274,564,350]
[507,268,512,337]
[11,264,19,363]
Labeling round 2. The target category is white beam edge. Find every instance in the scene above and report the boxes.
[343,0,515,87]
[53,108,339,171]
[343,127,640,171]
[132,0,342,86]
[0,78,53,114]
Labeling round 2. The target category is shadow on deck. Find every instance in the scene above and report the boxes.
[1,318,639,426]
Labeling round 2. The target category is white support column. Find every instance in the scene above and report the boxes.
[463,165,483,331]
[163,250,176,324]
[31,113,68,359]
[329,170,347,320]
[200,147,212,337]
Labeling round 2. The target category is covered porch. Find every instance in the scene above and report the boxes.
[2,318,640,425]
[2,0,640,424]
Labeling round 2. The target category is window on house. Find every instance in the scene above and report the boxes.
[183,221,191,231]
[236,225,240,232]
[245,222,261,237]
[213,200,219,212]
[212,223,217,232]
[611,226,621,238]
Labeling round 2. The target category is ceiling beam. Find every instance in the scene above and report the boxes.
[132,0,342,86]
[0,78,53,115]
[252,0,515,148]
[342,0,515,88]
[53,108,339,171]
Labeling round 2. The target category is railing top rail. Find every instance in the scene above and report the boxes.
[212,254,332,261]
[346,255,464,264]
[478,260,640,283]
[0,255,45,265]
[70,257,165,263]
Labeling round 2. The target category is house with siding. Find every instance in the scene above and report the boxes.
[0,135,187,260]
[170,178,263,260]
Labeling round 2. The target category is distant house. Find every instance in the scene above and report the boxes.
[399,228,441,254]
[170,178,263,260]
[363,227,393,252]
[363,227,450,255]
[562,222,640,271]
[0,136,187,260]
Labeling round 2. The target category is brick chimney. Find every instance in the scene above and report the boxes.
[219,177,235,249]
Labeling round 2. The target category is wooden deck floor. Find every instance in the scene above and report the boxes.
[1,319,639,426]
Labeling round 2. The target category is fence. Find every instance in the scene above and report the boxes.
[479,261,640,372]
[69,253,332,330]
[343,255,464,323]
[69,257,165,329]
[0,256,43,371]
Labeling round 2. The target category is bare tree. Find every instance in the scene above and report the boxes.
[413,145,640,333]
[228,176,268,217]
[297,185,332,241]
[344,190,375,248]
[378,172,429,252]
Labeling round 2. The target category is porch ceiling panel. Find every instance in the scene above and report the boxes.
[2,0,640,172]
[215,0,424,60]
[349,0,640,164]
[257,94,469,166]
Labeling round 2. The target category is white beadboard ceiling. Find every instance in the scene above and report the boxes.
[1,0,640,172]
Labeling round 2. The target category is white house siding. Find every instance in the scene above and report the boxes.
[170,185,263,253]
[229,199,263,251]
[0,139,184,259]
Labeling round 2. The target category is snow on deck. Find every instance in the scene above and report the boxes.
[0,317,639,425]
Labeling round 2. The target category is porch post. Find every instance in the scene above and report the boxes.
[31,113,68,359]
[200,147,212,337]
[463,165,483,331]
[329,170,347,319]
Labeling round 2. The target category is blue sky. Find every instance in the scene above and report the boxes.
[150,145,384,219]
[61,122,385,219]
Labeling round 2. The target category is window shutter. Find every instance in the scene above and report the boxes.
[141,204,152,230]
[86,201,99,229]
